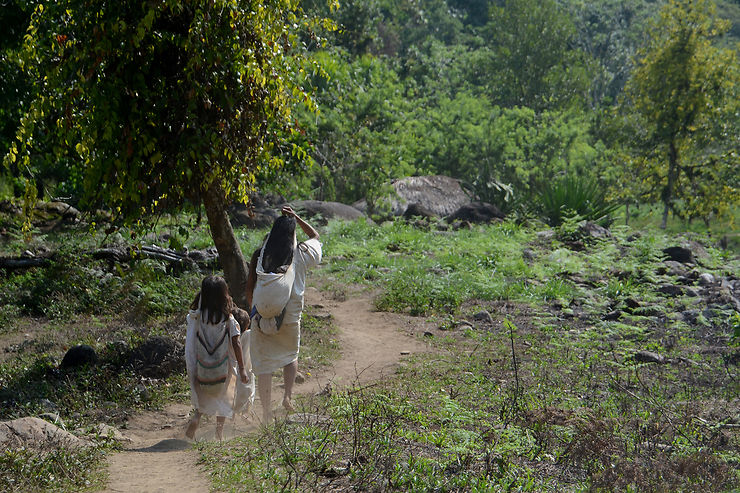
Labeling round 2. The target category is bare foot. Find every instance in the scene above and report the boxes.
[185,418,199,440]
[282,397,295,413]
[215,425,224,442]
[262,408,273,425]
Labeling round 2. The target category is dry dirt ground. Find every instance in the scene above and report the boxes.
[101,287,435,493]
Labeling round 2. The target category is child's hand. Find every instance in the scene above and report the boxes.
[238,367,249,384]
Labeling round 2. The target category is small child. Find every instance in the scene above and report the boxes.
[185,275,251,440]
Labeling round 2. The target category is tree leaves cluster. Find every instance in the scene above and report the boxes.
[5,0,329,220]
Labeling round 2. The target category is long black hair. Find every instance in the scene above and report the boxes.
[261,215,296,273]
[190,275,234,324]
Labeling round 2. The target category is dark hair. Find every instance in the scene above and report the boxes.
[261,215,296,273]
[190,275,234,324]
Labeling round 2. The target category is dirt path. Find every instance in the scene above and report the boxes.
[101,287,432,492]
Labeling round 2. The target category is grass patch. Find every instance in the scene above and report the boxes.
[0,445,107,493]
[1,212,739,491]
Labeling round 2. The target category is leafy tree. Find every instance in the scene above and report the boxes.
[4,0,330,307]
[484,0,593,111]
[565,0,649,107]
[625,0,738,228]
[0,1,36,161]
[299,50,415,211]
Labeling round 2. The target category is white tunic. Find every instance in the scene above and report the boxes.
[185,312,255,417]
[250,238,322,375]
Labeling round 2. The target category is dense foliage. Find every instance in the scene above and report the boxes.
[4,0,327,217]
[1,0,737,227]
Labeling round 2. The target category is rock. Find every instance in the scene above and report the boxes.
[604,310,622,321]
[578,222,611,239]
[94,423,131,442]
[684,287,700,298]
[294,372,305,384]
[536,230,555,241]
[229,203,280,229]
[355,175,471,217]
[658,285,684,297]
[39,413,64,427]
[0,200,21,214]
[33,201,81,228]
[472,311,494,324]
[321,465,349,478]
[625,298,640,309]
[403,202,438,219]
[290,200,368,225]
[423,331,434,337]
[451,219,472,230]
[633,350,666,364]
[662,246,694,264]
[663,260,687,277]
[127,336,184,378]
[697,273,715,286]
[135,384,152,402]
[680,310,701,324]
[0,417,88,450]
[453,320,474,330]
[61,345,98,369]
[39,398,58,412]
[446,202,505,224]
[522,248,536,261]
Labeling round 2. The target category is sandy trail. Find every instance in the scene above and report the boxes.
[101,287,432,492]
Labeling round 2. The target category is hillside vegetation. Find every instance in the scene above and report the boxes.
[0,0,738,491]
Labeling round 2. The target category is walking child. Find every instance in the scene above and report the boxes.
[185,275,251,440]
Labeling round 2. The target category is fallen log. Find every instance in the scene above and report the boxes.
[2,245,220,272]
[0,256,52,269]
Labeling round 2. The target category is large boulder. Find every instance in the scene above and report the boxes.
[290,200,367,225]
[229,193,286,229]
[447,202,505,224]
[355,175,471,217]
[229,203,280,229]
[34,202,81,231]
[0,200,80,230]
[0,417,88,450]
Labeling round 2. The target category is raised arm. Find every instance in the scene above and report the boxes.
[245,248,259,309]
[282,205,319,240]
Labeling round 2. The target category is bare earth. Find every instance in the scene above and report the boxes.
[101,287,433,493]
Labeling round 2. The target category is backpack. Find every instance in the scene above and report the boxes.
[194,308,231,386]
[251,234,295,335]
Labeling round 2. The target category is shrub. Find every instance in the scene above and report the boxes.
[537,175,619,226]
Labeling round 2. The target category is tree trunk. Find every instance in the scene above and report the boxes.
[625,202,630,226]
[661,139,679,230]
[202,181,250,309]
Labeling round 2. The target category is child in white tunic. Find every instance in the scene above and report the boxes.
[185,275,252,440]
[247,205,322,423]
